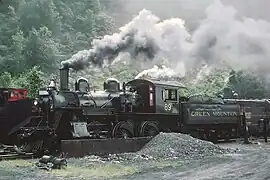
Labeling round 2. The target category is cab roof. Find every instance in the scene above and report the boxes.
[126,78,185,88]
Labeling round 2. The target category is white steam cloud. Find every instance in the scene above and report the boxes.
[134,64,184,80]
[62,0,270,80]
[61,8,189,72]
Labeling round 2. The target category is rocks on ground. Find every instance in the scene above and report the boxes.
[78,132,237,163]
[134,132,235,160]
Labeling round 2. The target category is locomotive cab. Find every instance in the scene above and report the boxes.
[125,79,182,113]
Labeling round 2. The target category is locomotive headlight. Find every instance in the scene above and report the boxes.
[34,99,38,106]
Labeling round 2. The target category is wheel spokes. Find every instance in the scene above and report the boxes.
[141,123,159,137]
[115,128,131,139]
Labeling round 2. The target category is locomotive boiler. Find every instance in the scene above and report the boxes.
[15,67,242,154]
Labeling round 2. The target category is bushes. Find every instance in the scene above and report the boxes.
[0,66,44,98]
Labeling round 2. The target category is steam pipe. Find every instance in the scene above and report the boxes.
[59,67,69,91]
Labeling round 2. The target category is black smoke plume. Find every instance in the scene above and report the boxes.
[62,0,270,79]
[61,15,160,70]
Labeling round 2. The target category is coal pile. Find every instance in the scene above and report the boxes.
[74,133,237,164]
[119,133,236,161]
[65,133,239,179]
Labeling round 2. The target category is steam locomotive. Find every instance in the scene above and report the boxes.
[14,67,241,153]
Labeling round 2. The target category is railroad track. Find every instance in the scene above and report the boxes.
[0,153,34,161]
[216,138,239,143]
[0,136,267,162]
[0,144,35,161]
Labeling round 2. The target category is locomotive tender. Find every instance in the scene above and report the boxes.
[17,67,241,153]
[223,99,270,136]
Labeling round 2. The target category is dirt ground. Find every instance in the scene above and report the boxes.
[0,139,270,180]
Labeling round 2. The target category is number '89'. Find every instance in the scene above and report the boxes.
[164,104,172,111]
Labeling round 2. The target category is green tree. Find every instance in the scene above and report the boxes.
[0,72,12,88]
[12,66,45,98]
[10,30,26,73]
[227,71,269,99]
[18,0,61,35]
[0,6,20,74]
[184,69,230,97]
[24,26,60,72]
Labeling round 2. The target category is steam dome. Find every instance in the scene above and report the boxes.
[104,78,120,92]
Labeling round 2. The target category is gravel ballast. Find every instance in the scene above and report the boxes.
[0,133,241,180]
[86,132,238,163]
[135,132,235,160]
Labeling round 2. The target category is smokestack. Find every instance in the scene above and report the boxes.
[59,67,69,91]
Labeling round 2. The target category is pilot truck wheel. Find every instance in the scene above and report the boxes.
[139,121,160,137]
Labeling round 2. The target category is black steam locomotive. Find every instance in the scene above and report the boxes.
[16,67,241,153]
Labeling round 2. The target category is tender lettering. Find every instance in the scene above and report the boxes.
[212,111,237,116]
[190,111,237,117]
[190,111,211,116]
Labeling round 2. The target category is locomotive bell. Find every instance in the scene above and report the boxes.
[49,80,56,88]
[232,91,239,98]
[47,79,57,92]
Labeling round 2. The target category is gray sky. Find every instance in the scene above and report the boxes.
[66,0,270,77]
[109,0,270,31]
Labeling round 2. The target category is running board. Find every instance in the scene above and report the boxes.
[60,137,153,158]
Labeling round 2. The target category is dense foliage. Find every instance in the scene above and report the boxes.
[184,69,270,99]
[0,0,116,97]
[0,0,269,99]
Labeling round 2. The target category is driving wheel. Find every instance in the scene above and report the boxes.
[140,121,160,137]
[112,121,134,139]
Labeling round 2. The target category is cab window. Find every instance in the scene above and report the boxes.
[162,88,177,101]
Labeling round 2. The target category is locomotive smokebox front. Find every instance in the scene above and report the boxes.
[59,66,69,91]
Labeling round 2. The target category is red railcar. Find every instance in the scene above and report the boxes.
[0,88,28,102]
[0,88,33,145]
